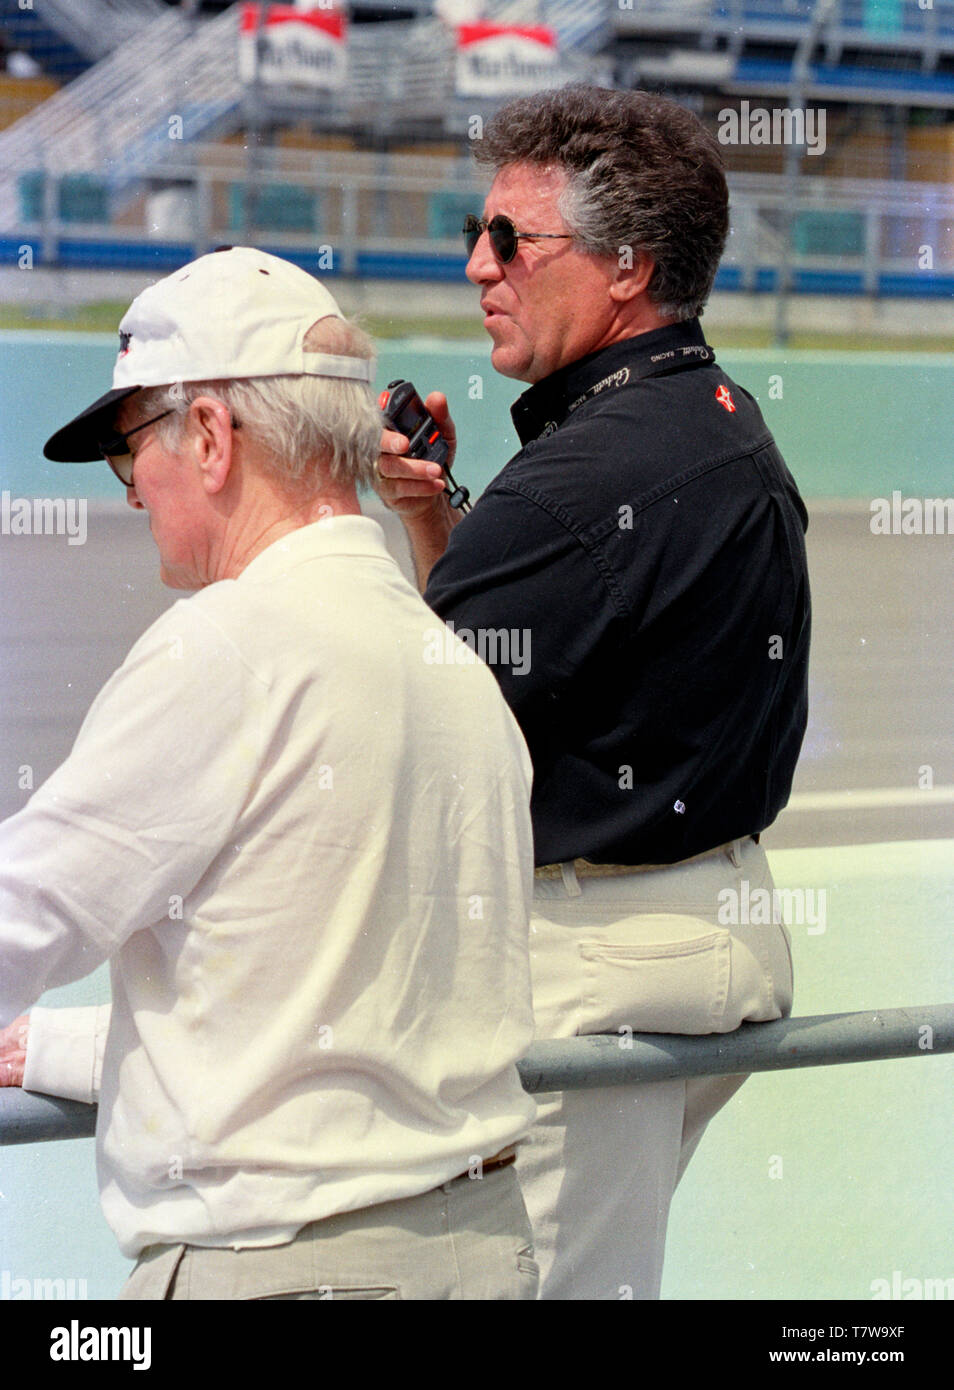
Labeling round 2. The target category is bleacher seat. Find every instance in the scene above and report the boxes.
[428,191,476,241]
[793,210,866,257]
[17,170,109,223]
[228,183,317,234]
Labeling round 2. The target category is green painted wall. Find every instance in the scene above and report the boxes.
[2,335,953,501]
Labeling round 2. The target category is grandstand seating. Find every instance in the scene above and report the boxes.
[0,0,89,81]
[614,0,954,103]
[0,74,59,132]
[0,0,166,78]
[0,9,241,232]
[0,0,952,299]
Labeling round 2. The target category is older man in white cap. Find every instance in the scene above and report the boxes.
[0,247,539,1300]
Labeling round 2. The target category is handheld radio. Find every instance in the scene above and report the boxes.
[378,379,471,512]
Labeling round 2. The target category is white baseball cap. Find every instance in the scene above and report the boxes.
[44,246,374,462]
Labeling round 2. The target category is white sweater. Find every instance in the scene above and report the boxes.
[1,517,537,1257]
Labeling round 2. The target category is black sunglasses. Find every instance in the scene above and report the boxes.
[98,409,242,486]
[97,411,173,487]
[462,214,573,265]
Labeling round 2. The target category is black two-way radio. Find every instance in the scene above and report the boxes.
[378,379,471,512]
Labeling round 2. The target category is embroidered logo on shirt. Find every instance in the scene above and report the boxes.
[715,385,736,413]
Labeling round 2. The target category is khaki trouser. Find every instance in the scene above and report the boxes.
[119,1163,538,1301]
[519,835,794,1300]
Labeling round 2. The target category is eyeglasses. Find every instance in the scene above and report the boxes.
[98,411,173,487]
[462,214,574,265]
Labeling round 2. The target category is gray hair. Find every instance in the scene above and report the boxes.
[473,86,729,322]
[136,315,380,491]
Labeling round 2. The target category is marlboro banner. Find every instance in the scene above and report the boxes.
[239,4,347,90]
[455,23,558,98]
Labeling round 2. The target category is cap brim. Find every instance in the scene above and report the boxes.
[43,385,142,463]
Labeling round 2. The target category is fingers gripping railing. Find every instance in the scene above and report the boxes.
[1,1005,953,1146]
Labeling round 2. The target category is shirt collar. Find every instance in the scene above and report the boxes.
[510,318,715,447]
[238,514,393,585]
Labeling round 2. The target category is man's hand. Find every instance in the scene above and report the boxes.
[374,392,463,589]
[0,1014,29,1087]
[374,391,458,520]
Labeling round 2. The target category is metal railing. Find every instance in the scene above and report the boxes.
[3,1005,952,1146]
[613,0,954,42]
[5,150,952,292]
[725,170,954,294]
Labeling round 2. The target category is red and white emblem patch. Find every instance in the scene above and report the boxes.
[715,385,736,412]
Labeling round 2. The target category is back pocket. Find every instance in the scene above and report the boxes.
[577,915,732,1035]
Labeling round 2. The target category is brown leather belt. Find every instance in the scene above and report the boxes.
[451,1144,517,1181]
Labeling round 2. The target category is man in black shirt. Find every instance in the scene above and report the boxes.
[376,85,810,1300]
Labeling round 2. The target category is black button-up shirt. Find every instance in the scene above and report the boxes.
[425,319,811,867]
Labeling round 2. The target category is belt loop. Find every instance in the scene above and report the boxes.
[560,861,582,897]
[727,838,743,869]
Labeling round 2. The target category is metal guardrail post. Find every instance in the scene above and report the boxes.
[195,171,213,260]
[864,206,880,294]
[2,1006,951,1146]
[340,184,359,277]
[774,0,839,345]
[40,165,57,267]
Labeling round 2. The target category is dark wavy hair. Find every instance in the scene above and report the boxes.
[473,85,729,321]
